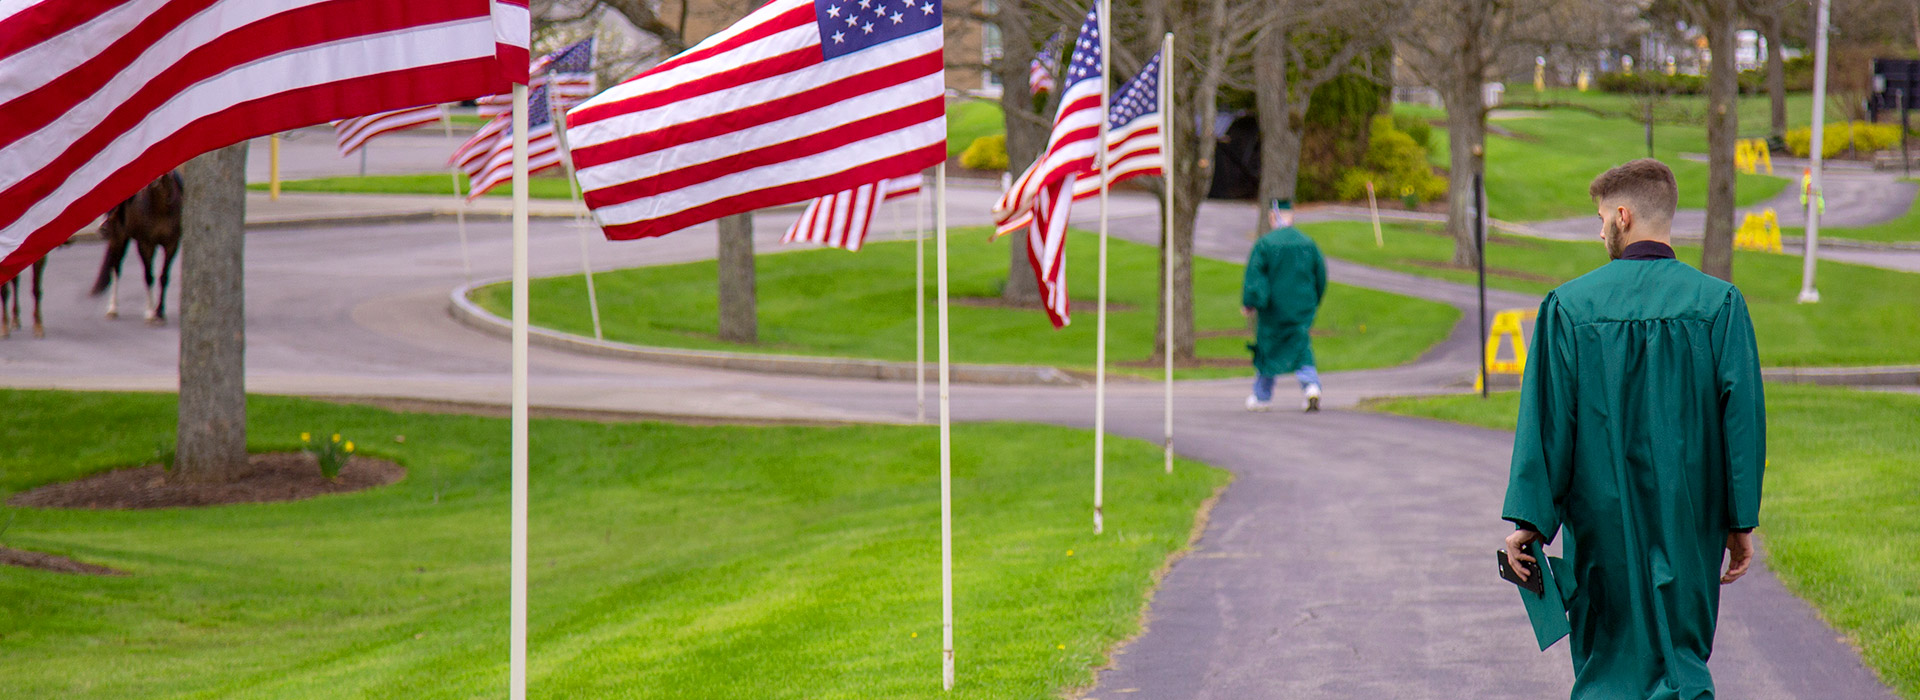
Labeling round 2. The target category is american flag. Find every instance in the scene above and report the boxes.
[1029,32,1062,96]
[332,105,445,157]
[455,84,563,199]
[782,173,923,251]
[478,37,596,118]
[1000,48,1163,233]
[0,0,529,282]
[995,4,1102,327]
[565,0,947,241]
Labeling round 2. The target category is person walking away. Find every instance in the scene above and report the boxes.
[1241,199,1326,412]
[1502,159,1765,700]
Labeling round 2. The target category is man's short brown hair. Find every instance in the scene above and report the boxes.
[1589,158,1678,222]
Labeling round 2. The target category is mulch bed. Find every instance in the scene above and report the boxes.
[5,453,405,510]
[0,546,127,576]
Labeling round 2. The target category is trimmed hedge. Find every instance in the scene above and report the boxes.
[1596,71,1706,95]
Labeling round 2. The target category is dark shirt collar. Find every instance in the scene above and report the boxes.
[1621,240,1676,261]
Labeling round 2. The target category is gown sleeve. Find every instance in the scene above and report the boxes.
[1502,293,1577,543]
[1712,289,1766,531]
[1242,240,1270,310]
[1311,242,1328,305]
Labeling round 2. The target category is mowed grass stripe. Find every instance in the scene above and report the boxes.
[0,390,1228,699]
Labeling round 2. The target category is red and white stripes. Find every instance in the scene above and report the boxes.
[0,0,529,282]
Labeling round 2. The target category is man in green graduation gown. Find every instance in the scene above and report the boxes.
[1501,159,1767,700]
[1241,199,1327,412]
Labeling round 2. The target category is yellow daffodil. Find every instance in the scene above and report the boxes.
[301,432,311,442]
[332,433,341,443]
[344,441,355,453]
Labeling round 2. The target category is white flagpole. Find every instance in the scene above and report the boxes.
[1161,33,1175,475]
[508,84,530,700]
[1093,0,1112,535]
[441,104,474,284]
[916,179,928,424]
[936,163,954,691]
[550,105,605,340]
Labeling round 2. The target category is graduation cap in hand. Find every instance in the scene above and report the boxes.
[1499,540,1573,651]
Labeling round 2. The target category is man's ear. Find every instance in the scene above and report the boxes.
[1616,205,1633,234]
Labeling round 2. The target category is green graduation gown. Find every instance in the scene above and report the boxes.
[1502,258,1767,700]
[1241,226,1327,375]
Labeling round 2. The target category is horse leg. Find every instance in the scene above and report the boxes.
[136,242,157,322]
[150,245,177,326]
[31,259,45,338]
[1,279,12,338]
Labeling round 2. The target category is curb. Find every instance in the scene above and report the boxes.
[1761,365,1920,386]
[446,280,1082,386]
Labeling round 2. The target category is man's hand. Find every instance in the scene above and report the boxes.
[1722,531,1755,584]
[1242,306,1256,319]
[1504,529,1540,582]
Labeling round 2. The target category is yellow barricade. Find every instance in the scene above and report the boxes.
[1734,139,1773,175]
[1476,308,1536,391]
[1735,208,1783,253]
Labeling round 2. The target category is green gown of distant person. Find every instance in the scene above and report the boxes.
[1241,225,1326,376]
[1502,256,1767,700]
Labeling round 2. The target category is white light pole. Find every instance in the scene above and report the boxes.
[1798,0,1831,304]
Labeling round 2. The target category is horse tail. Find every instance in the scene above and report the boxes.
[91,232,127,296]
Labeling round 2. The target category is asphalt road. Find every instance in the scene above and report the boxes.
[2,187,1897,698]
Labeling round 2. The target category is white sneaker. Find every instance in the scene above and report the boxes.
[1245,395,1272,412]
[1303,385,1322,413]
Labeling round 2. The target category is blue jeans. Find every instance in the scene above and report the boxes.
[1253,366,1320,402]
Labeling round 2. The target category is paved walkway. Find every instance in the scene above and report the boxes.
[2,187,1899,697]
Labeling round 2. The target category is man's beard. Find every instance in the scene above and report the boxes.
[1606,218,1627,260]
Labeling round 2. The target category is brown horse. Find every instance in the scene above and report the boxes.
[92,172,184,325]
[0,256,47,339]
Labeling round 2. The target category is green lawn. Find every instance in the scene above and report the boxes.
[472,229,1462,380]
[948,99,1007,158]
[0,390,1228,699]
[1500,86,1849,135]
[1299,220,1920,368]
[1785,182,1920,244]
[1364,384,1920,699]
[1410,107,1789,222]
[248,173,579,200]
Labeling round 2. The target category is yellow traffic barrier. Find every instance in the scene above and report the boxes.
[1476,308,1537,391]
[1734,139,1773,175]
[1735,208,1784,253]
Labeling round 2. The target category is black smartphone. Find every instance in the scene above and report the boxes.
[1499,548,1545,596]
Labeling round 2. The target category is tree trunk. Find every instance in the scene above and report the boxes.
[716,213,757,343]
[1442,82,1486,268]
[1701,6,1738,282]
[1254,26,1303,228]
[175,143,249,484]
[996,0,1045,305]
[1764,9,1788,139]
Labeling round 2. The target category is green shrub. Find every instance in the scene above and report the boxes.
[1334,117,1448,205]
[959,134,1009,171]
[1784,122,1905,157]
[1391,113,1432,150]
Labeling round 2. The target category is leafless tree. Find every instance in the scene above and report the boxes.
[1681,0,1739,282]
[175,144,249,483]
[1397,0,1520,267]
[1252,1,1400,226]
